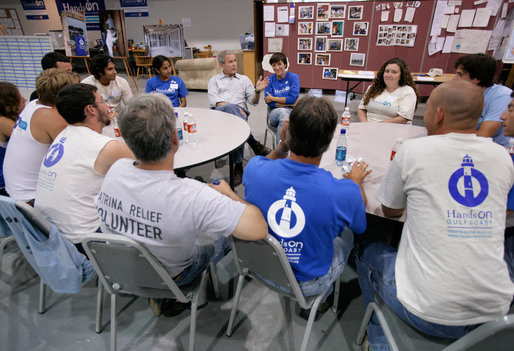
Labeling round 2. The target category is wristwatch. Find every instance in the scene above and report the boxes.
[255,88,261,93]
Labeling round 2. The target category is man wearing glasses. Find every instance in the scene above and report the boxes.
[35,84,134,251]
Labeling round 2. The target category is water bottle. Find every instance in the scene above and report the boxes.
[341,107,351,130]
[335,129,347,167]
[175,112,184,145]
[390,138,403,161]
[187,112,197,144]
[506,139,514,159]
[112,118,121,137]
[182,112,190,143]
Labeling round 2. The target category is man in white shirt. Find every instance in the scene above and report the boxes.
[35,83,134,248]
[81,54,133,113]
[355,80,514,351]
[3,68,79,202]
[208,50,271,186]
[96,93,267,316]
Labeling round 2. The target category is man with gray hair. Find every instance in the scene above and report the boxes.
[96,93,268,317]
[208,50,271,186]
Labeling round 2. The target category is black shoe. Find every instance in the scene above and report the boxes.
[162,298,191,317]
[298,293,333,321]
[234,163,243,187]
[250,141,272,156]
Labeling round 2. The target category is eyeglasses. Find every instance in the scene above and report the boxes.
[92,100,108,108]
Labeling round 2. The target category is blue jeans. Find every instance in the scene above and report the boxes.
[174,235,230,286]
[505,228,514,282]
[215,104,256,164]
[354,241,479,351]
[263,229,354,298]
[268,107,292,144]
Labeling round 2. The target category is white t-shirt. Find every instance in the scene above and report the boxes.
[358,85,416,122]
[35,125,113,243]
[81,75,133,112]
[377,133,514,325]
[3,100,52,200]
[95,159,246,277]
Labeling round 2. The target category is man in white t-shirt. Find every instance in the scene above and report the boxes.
[3,68,80,202]
[35,84,134,250]
[81,54,133,113]
[96,93,267,317]
[355,80,514,351]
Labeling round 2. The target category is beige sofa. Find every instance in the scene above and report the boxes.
[175,50,244,90]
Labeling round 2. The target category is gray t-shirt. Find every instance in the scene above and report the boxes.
[95,158,246,277]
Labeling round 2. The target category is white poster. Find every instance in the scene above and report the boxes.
[452,29,492,53]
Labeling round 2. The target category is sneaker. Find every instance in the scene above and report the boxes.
[234,163,243,187]
[250,141,272,156]
[148,298,163,317]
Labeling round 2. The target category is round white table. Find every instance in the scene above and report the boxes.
[103,107,250,188]
[320,122,427,218]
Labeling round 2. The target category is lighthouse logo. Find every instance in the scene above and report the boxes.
[43,137,66,168]
[448,155,489,207]
[267,187,306,238]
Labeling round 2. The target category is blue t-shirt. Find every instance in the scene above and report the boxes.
[243,157,366,281]
[479,84,512,147]
[263,71,300,109]
[145,75,188,107]
[509,154,514,211]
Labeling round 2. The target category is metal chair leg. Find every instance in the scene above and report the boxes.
[209,261,220,300]
[355,302,376,345]
[332,275,341,313]
[95,283,103,333]
[110,294,117,351]
[226,274,245,336]
[38,278,46,314]
[300,295,324,351]
[0,236,15,272]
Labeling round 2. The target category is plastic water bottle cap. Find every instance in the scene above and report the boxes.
[340,129,346,135]
[212,177,221,185]
[344,107,350,111]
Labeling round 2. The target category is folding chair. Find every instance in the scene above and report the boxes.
[263,106,278,149]
[356,293,514,351]
[226,234,342,351]
[82,233,211,351]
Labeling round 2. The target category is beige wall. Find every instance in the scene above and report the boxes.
[1,0,254,50]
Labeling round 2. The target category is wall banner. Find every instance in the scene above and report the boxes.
[120,0,149,17]
[55,0,106,31]
[21,0,49,20]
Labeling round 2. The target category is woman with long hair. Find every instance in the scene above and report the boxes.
[0,82,26,191]
[358,57,418,123]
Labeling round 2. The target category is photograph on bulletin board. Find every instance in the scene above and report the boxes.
[330,5,346,19]
[353,22,369,36]
[332,21,344,36]
[327,39,343,51]
[315,36,327,51]
[316,22,332,35]
[350,53,365,66]
[348,6,363,20]
[297,52,312,65]
[315,53,331,66]
[344,38,359,51]
[322,67,338,80]
[299,6,314,20]
[298,22,313,35]
[317,4,330,20]
[298,38,313,51]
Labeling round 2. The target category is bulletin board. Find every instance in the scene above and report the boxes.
[262,1,514,94]
[0,8,24,35]
[0,36,53,89]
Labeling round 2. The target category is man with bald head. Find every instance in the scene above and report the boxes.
[355,80,514,351]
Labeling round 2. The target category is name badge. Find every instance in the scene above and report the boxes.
[112,90,121,97]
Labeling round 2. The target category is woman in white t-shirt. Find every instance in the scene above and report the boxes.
[358,57,418,123]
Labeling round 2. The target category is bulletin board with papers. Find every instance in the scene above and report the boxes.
[262,0,513,93]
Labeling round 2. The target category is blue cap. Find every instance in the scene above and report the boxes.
[340,128,347,135]
[212,177,221,185]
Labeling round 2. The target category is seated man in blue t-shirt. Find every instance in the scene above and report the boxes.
[453,53,512,146]
[243,96,370,316]
[263,53,300,144]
